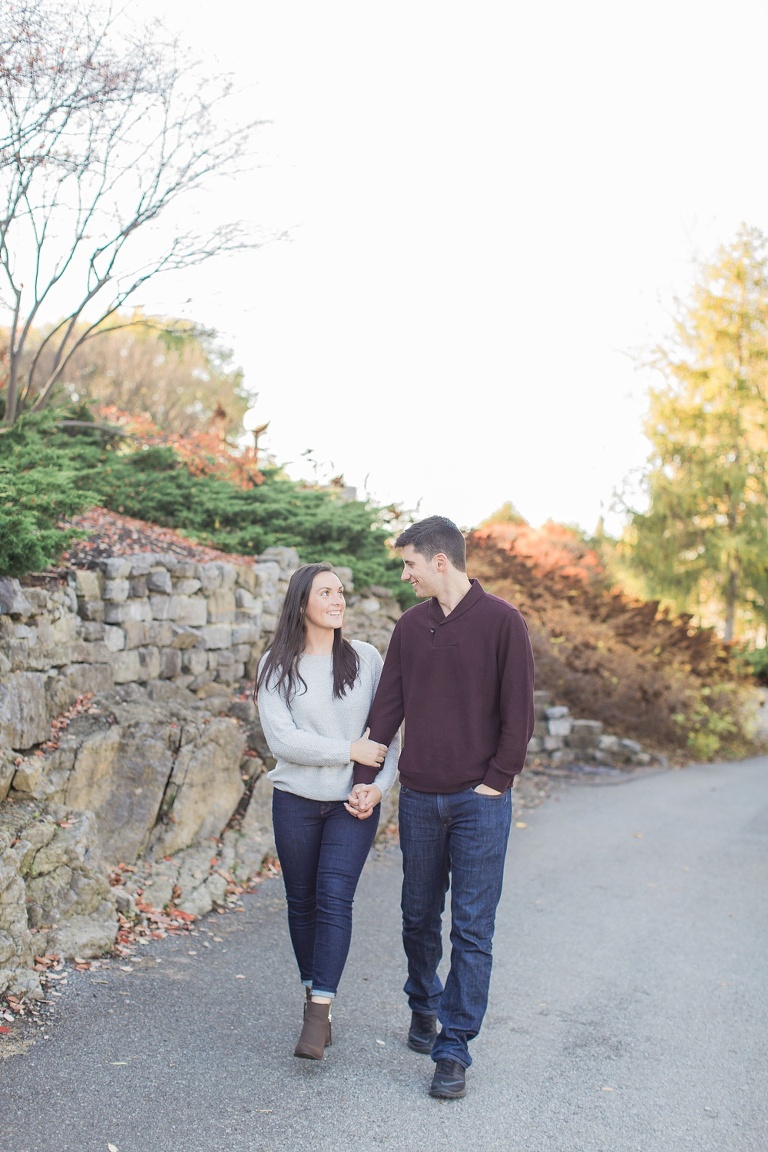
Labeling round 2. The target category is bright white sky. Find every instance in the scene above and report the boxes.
[128,0,768,536]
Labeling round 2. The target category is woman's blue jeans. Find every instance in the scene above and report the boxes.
[272,787,380,998]
[398,785,512,1068]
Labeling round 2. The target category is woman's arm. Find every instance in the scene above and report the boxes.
[257,682,352,766]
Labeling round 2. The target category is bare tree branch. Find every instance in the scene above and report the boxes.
[0,0,267,424]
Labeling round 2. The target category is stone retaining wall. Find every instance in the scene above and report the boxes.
[0,547,405,997]
[528,697,652,770]
[0,548,657,998]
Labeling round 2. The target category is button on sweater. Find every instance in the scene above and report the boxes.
[353,580,535,794]
[257,639,400,801]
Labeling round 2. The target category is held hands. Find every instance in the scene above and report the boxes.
[346,728,386,819]
[345,784,383,820]
[350,727,388,768]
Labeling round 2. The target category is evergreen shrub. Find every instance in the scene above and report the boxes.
[0,411,99,576]
[0,409,405,595]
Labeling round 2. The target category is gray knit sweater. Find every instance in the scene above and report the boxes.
[257,640,400,801]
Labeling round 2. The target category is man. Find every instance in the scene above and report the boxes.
[350,515,535,1099]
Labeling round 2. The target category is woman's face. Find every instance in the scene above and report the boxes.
[304,570,346,634]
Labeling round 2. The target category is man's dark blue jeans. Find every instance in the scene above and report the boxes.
[272,787,380,998]
[398,785,513,1068]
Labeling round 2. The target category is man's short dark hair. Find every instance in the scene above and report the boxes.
[394,515,467,572]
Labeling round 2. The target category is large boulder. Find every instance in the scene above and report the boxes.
[147,715,246,858]
[9,682,246,866]
[0,802,117,997]
[221,771,276,885]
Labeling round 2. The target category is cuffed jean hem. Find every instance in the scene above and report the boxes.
[302,979,336,999]
[431,1046,470,1070]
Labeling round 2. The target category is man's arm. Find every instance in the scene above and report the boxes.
[482,610,535,793]
[353,623,405,786]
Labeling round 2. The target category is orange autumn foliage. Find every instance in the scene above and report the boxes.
[468,522,750,754]
[96,404,266,489]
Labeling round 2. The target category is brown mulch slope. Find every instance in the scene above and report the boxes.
[58,507,253,568]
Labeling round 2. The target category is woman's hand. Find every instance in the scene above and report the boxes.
[345,784,383,820]
[350,727,388,768]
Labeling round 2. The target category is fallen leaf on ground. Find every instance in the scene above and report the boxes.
[33,954,62,968]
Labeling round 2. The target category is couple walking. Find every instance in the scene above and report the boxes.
[255,515,535,1099]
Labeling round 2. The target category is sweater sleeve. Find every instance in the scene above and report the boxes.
[482,609,536,792]
[353,624,405,786]
[366,646,401,796]
[257,681,352,767]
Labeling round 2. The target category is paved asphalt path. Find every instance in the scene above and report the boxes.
[2,757,766,1152]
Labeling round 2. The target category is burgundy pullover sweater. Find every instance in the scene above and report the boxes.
[354,580,535,794]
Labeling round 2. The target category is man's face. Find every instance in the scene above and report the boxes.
[400,544,441,598]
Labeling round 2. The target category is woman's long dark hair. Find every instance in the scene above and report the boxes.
[255,563,360,704]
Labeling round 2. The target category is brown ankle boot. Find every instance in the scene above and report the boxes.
[294,1001,332,1060]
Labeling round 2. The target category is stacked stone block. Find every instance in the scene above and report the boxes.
[526,690,652,769]
[73,553,271,694]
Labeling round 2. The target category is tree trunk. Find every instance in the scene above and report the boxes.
[724,568,738,642]
[3,356,20,426]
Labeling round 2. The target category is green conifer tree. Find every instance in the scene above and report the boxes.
[628,225,768,640]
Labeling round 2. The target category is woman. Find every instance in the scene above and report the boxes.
[256,562,399,1060]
